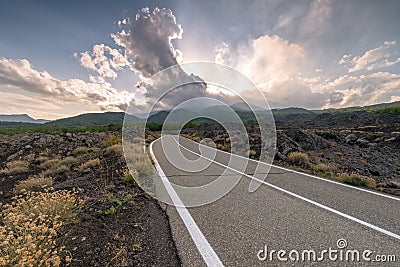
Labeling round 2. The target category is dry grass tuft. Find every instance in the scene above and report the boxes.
[287,151,310,167]
[39,159,61,170]
[0,189,82,266]
[39,156,80,176]
[43,165,70,176]
[103,134,122,147]
[58,157,79,167]
[14,176,53,194]
[249,150,257,157]
[79,158,100,171]
[0,160,30,175]
[313,163,338,174]
[337,173,377,188]
[105,144,123,156]
[72,146,88,155]
[106,247,128,267]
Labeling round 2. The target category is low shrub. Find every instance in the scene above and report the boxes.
[338,173,377,188]
[287,152,310,167]
[0,160,30,175]
[14,176,53,194]
[313,163,330,172]
[103,134,122,147]
[72,146,88,155]
[39,159,61,170]
[35,156,49,164]
[43,165,70,176]
[0,189,82,266]
[97,192,133,216]
[105,144,123,156]
[58,156,80,167]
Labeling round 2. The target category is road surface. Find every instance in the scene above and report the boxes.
[150,135,400,266]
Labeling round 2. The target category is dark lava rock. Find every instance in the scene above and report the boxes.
[357,138,369,147]
[345,134,358,143]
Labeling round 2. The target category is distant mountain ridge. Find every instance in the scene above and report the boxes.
[45,112,143,127]
[0,114,49,124]
[315,101,400,113]
[1,101,399,128]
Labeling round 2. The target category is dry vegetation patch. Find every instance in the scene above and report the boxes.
[79,158,100,171]
[39,159,61,170]
[337,173,377,189]
[58,157,80,167]
[103,134,122,147]
[105,144,123,156]
[0,160,30,175]
[287,151,310,167]
[14,176,53,195]
[0,188,82,266]
[72,146,88,155]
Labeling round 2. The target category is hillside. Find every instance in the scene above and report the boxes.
[147,109,197,123]
[316,101,400,113]
[0,121,42,129]
[0,114,49,124]
[1,101,399,130]
[46,112,142,127]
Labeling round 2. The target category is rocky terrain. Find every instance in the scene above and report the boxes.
[181,111,400,195]
[0,109,398,266]
[0,132,180,267]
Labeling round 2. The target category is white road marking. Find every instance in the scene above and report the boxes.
[179,136,400,202]
[172,136,400,242]
[149,141,224,267]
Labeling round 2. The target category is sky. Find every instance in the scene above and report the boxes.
[0,0,399,119]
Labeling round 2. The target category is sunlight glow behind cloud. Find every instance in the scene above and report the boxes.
[0,1,399,119]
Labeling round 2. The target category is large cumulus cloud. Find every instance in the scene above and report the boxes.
[78,7,209,112]
[339,41,400,73]
[215,34,400,109]
[0,58,136,111]
[112,7,183,78]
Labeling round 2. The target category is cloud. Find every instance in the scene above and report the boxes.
[0,58,136,111]
[339,41,400,73]
[136,67,208,111]
[107,7,212,112]
[300,0,332,36]
[215,34,400,109]
[78,44,129,79]
[237,77,326,109]
[322,71,400,107]
[328,91,344,105]
[265,78,325,109]
[75,7,210,113]
[0,92,60,110]
[111,7,183,78]
[214,35,327,108]
[215,35,306,85]
[214,42,229,65]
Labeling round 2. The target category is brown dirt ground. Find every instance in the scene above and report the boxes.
[0,132,181,267]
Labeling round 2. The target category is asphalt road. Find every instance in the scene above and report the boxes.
[150,135,400,266]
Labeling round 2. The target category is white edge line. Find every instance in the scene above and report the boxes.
[179,136,400,202]
[149,140,224,267]
[173,136,400,242]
